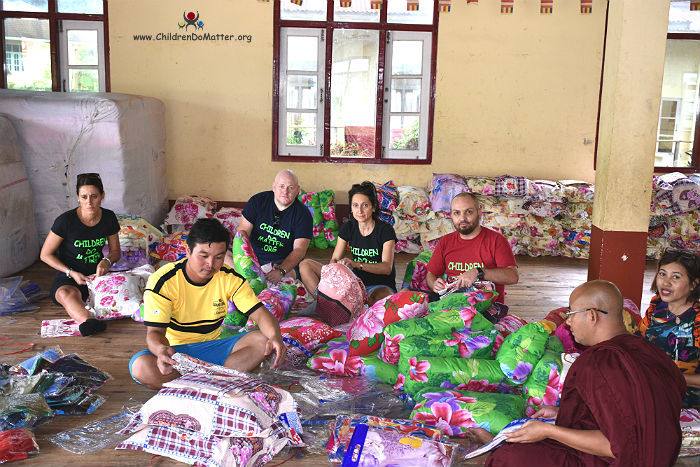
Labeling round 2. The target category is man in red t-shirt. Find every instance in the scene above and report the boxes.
[426,193,519,305]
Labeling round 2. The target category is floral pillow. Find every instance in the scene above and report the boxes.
[398,355,510,397]
[162,195,216,232]
[148,231,189,262]
[379,306,495,365]
[428,289,498,315]
[411,388,526,435]
[495,323,550,384]
[278,317,343,368]
[347,291,429,357]
[427,174,469,214]
[230,232,266,295]
[87,265,155,320]
[401,250,433,290]
[373,180,399,225]
[494,314,528,337]
[213,207,243,242]
[523,350,563,414]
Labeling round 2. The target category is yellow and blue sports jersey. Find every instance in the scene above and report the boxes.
[143,259,262,345]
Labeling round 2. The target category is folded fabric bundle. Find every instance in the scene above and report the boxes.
[524,179,566,204]
[420,214,455,242]
[495,175,528,197]
[557,180,595,202]
[106,215,161,269]
[0,428,40,463]
[480,197,528,216]
[298,190,339,249]
[163,195,216,232]
[523,349,563,413]
[279,317,342,368]
[316,263,367,327]
[40,318,81,338]
[373,180,399,225]
[401,250,433,291]
[394,236,423,254]
[465,176,496,196]
[411,388,526,435]
[148,231,189,262]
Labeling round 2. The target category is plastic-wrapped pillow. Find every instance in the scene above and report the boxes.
[316,263,367,327]
[88,265,155,320]
[538,307,568,334]
[427,174,469,214]
[395,186,434,222]
[494,314,528,337]
[230,232,266,295]
[347,291,429,356]
[428,289,498,315]
[411,388,526,435]
[495,323,550,384]
[307,336,364,377]
[163,195,216,232]
[401,250,433,290]
[379,306,494,365]
[523,349,563,414]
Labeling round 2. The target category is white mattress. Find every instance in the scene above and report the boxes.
[0,90,168,242]
[0,115,39,277]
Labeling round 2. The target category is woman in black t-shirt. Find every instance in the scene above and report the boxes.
[40,173,120,336]
[300,181,397,306]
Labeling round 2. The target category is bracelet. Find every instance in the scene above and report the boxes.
[65,268,72,277]
[277,267,287,276]
[102,257,112,266]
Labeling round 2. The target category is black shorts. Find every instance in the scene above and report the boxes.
[50,271,89,305]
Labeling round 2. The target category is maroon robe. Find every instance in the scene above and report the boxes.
[487,333,685,467]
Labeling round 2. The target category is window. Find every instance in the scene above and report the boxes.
[1,0,109,92]
[655,1,700,171]
[274,0,438,163]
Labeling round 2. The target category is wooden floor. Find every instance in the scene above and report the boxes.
[2,252,693,467]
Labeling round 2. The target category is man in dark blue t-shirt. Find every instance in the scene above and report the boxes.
[237,170,313,284]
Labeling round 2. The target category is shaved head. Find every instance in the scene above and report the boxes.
[570,280,623,320]
[567,280,627,346]
[274,169,298,186]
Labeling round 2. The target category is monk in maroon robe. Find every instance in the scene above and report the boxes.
[473,280,686,467]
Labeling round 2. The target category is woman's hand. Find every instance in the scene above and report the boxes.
[70,270,90,285]
[337,257,356,269]
[95,259,111,277]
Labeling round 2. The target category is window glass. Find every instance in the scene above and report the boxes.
[281,0,327,21]
[287,36,318,72]
[2,0,48,12]
[388,0,433,25]
[68,68,98,91]
[287,112,317,146]
[333,0,380,23]
[57,0,103,14]
[67,29,98,65]
[656,39,700,168]
[4,18,51,91]
[287,75,318,109]
[330,29,379,159]
[668,1,700,33]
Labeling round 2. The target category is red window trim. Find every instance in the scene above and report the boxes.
[0,0,110,92]
[271,0,439,165]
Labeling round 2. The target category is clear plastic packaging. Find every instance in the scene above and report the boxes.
[0,393,53,431]
[0,277,39,315]
[51,400,142,455]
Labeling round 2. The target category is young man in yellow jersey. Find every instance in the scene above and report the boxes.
[129,218,286,390]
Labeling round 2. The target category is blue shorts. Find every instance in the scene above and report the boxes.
[128,333,248,385]
[365,284,397,296]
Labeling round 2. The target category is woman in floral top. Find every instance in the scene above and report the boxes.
[638,249,700,407]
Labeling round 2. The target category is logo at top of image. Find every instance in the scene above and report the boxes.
[179,11,204,30]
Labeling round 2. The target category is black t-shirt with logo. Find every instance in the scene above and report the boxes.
[51,208,120,275]
[242,191,313,266]
[339,218,397,290]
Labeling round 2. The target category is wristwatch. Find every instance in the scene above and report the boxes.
[476,267,485,281]
[277,267,287,276]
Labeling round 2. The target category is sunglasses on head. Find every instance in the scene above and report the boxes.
[77,172,101,183]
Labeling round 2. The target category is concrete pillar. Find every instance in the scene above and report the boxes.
[588,0,670,306]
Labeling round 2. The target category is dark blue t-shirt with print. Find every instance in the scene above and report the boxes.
[242,191,313,266]
[339,218,397,290]
[51,207,120,276]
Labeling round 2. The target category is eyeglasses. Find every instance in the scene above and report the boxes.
[565,307,609,318]
[272,211,281,229]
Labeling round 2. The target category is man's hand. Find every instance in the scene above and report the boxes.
[504,420,552,444]
[531,405,559,419]
[455,269,479,289]
[432,277,447,292]
[465,427,494,445]
[266,268,284,284]
[155,346,177,376]
[265,337,286,369]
